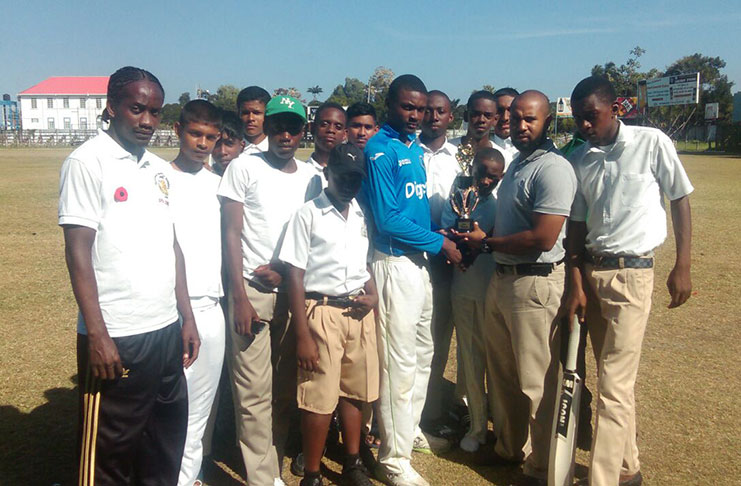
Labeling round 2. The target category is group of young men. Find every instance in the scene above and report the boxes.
[59,66,693,486]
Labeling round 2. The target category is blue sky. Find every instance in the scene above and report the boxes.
[2,0,739,104]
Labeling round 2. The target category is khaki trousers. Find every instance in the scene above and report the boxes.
[585,265,653,486]
[227,280,295,486]
[484,265,564,479]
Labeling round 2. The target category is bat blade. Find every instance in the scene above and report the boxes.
[548,317,583,486]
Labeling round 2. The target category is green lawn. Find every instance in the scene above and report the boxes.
[0,148,739,485]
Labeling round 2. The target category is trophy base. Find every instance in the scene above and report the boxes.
[455,218,474,233]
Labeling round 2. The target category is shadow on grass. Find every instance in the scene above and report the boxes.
[0,376,77,486]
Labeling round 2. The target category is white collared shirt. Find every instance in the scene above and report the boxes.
[419,138,462,228]
[569,121,694,256]
[280,190,370,296]
[168,166,223,300]
[58,130,178,337]
[243,136,269,156]
[492,134,519,172]
[217,152,317,290]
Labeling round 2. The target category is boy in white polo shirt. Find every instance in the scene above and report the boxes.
[219,95,316,486]
[564,76,693,486]
[307,102,347,174]
[281,143,379,486]
[59,66,200,486]
[168,99,226,486]
[441,147,504,453]
[237,86,271,155]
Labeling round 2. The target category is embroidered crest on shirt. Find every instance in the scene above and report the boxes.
[154,173,170,205]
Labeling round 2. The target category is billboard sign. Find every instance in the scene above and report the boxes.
[556,97,572,117]
[616,97,639,119]
[645,73,700,107]
[704,102,719,121]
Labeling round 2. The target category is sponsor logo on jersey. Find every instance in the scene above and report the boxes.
[398,158,411,167]
[405,182,426,199]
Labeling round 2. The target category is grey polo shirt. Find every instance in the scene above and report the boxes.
[493,139,576,265]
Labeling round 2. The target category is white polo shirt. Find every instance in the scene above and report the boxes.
[418,138,461,229]
[568,121,694,257]
[306,155,329,193]
[58,130,178,337]
[217,152,317,289]
[279,190,370,296]
[243,136,269,156]
[492,134,519,172]
[168,166,223,301]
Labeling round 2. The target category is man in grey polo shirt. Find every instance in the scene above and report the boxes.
[463,90,576,486]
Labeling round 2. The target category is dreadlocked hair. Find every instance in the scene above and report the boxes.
[107,66,165,104]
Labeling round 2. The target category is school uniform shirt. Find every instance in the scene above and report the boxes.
[279,190,370,296]
[168,166,224,300]
[217,152,317,289]
[493,138,577,265]
[492,134,519,172]
[306,154,329,192]
[243,136,269,156]
[568,121,694,257]
[362,124,443,256]
[58,130,178,337]
[418,138,461,229]
[441,193,496,302]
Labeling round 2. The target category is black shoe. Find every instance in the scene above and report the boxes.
[619,471,643,486]
[358,439,377,474]
[300,473,323,486]
[291,452,305,477]
[342,455,373,486]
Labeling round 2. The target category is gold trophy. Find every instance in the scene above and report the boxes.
[449,175,480,233]
[455,141,475,176]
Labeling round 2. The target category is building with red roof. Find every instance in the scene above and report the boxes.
[18,76,109,131]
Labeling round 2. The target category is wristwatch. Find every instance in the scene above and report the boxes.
[481,240,493,254]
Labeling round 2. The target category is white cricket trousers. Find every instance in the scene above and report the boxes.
[178,298,226,486]
[372,251,434,475]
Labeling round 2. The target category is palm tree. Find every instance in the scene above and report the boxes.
[307,85,323,101]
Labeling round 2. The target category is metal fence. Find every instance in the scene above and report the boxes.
[0,129,179,147]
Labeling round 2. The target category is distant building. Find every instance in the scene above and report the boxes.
[1,94,19,130]
[18,76,108,130]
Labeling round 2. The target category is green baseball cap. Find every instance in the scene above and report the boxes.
[265,95,307,122]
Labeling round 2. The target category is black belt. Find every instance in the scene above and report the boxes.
[586,254,654,269]
[496,260,563,276]
[305,292,355,308]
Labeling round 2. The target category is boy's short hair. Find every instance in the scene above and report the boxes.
[427,90,451,105]
[236,86,271,109]
[179,99,223,128]
[107,66,164,105]
[388,74,427,103]
[571,75,617,104]
[474,147,505,166]
[220,110,244,140]
[492,87,519,99]
[346,102,377,123]
[467,90,497,110]
[314,102,347,124]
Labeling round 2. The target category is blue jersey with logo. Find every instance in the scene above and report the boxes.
[362,124,444,256]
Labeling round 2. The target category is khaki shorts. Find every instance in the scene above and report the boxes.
[297,299,379,414]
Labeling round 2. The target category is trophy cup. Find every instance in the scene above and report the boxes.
[455,142,475,176]
[449,175,480,233]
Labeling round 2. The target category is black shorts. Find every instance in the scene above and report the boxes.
[76,321,187,486]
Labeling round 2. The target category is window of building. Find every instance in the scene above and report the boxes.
[63,98,69,108]
[96,98,102,109]
[31,118,39,123]
[80,98,86,108]
[80,117,88,130]
[47,98,53,108]
[63,118,71,129]
[31,98,37,109]
[48,118,55,129]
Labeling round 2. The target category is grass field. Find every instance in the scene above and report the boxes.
[0,147,739,485]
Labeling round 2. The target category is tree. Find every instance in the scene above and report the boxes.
[178,92,190,106]
[368,66,395,102]
[161,103,182,127]
[591,46,660,97]
[273,87,306,104]
[450,98,465,130]
[307,85,323,101]
[207,85,240,111]
[327,78,367,106]
[482,85,496,93]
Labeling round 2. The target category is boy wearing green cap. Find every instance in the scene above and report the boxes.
[218,95,315,486]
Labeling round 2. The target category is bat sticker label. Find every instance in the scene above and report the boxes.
[556,392,573,438]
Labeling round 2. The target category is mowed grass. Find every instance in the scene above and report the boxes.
[0,147,739,485]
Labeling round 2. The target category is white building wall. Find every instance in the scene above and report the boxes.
[19,94,107,130]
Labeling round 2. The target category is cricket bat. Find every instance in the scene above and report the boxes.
[548,316,583,486]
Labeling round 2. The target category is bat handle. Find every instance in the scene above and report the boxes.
[564,316,581,371]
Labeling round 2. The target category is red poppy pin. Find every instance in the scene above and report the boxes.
[114,187,128,202]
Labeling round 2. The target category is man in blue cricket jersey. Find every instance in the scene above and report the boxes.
[362,74,462,486]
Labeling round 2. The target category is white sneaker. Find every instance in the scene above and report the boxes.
[273,478,286,486]
[459,434,484,452]
[412,431,451,454]
[375,464,430,486]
